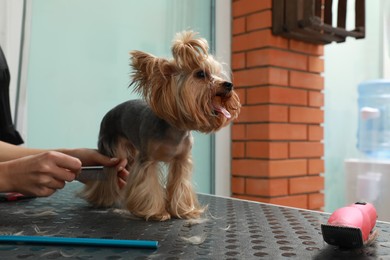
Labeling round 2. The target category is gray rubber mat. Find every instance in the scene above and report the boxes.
[0,182,389,259]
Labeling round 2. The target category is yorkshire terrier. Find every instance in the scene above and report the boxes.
[80,31,240,221]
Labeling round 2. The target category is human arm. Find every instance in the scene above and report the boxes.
[0,140,46,162]
[54,148,129,189]
[0,141,129,195]
[0,141,124,167]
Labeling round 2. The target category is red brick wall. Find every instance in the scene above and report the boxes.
[231,0,325,210]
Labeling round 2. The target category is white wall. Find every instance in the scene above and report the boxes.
[324,0,385,211]
[24,0,215,193]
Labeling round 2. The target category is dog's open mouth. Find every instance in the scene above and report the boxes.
[212,96,231,119]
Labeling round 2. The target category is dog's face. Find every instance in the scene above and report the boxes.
[130,31,240,133]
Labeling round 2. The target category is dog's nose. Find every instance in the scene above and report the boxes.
[223,82,233,92]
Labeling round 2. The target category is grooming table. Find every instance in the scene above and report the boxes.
[0,182,389,259]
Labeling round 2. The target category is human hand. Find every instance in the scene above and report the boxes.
[0,151,81,197]
[113,158,129,189]
[63,148,129,189]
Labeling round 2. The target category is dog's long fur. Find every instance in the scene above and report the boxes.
[80,31,240,221]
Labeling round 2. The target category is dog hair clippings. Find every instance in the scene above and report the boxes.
[80,31,241,221]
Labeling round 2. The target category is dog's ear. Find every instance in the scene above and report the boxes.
[130,50,176,96]
[171,31,209,70]
[130,50,176,80]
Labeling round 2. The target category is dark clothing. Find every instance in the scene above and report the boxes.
[0,45,23,145]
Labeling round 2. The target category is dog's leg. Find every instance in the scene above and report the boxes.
[166,148,204,219]
[80,138,133,207]
[80,167,121,207]
[124,158,170,221]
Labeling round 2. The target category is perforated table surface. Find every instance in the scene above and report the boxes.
[0,182,389,259]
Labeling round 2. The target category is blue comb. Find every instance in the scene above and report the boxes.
[0,235,158,249]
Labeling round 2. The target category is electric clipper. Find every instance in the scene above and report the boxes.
[321,202,377,248]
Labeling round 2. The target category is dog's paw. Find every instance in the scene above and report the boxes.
[152,212,171,221]
[142,211,171,221]
[169,207,204,219]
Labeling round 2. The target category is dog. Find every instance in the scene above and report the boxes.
[80,31,240,221]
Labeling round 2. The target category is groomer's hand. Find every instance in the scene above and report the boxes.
[63,148,129,189]
[0,151,81,197]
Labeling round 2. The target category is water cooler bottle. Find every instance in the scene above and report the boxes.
[345,79,390,221]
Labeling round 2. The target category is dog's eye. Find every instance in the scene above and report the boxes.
[196,70,207,79]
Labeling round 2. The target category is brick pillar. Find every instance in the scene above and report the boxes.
[231,0,325,210]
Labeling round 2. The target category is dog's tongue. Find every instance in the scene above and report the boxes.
[214,104,231,119]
